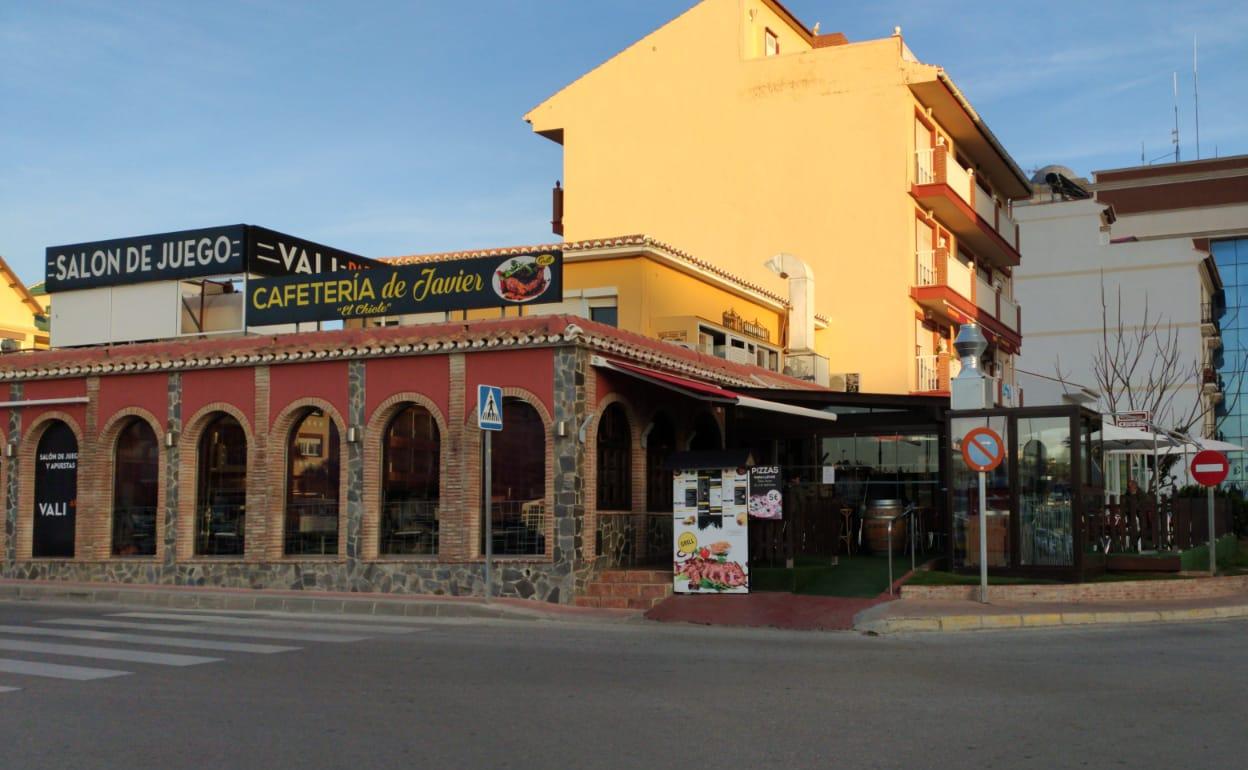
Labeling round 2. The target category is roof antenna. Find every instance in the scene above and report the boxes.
[1172,71,1180,163]
[1194,33,1201,160]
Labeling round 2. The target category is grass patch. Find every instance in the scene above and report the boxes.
[751,555,913,597]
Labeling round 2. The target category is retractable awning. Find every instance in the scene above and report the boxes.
[591,356,837,423]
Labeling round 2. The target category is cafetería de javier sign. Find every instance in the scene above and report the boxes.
[247,251,563,325]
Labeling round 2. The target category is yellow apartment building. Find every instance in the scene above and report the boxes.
[0,259,49,350]
[522,0,1030,398]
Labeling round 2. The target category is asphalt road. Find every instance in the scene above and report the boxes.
[0,600,1243,769]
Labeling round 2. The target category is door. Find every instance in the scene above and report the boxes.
[33,421,78,558]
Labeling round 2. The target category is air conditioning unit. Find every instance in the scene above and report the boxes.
[0,339,19,353]
[827,372,860,393]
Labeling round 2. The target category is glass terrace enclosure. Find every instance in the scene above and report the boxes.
[947,405,1104,581]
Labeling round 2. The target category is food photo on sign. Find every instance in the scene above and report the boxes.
[492,254,555,302]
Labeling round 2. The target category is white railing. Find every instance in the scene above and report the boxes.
[997,205,1018,247]
[974,184,996,225]
[915,148,935,185]
[945,160,974,207]
[915,250,937,286]
[999,296,1020,332]
[916,354,940,392]
[975,275,996,315]
[948,256,973,300]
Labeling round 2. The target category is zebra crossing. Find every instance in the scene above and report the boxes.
[0,608,422,694]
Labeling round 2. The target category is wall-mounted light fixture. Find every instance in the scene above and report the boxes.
[4,441,14,458]
[164,431,177,448]
[347,425,361,444]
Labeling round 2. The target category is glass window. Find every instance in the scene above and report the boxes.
[646,414,676,513]
[486,399,546,556]
[380,405,440,555]
[951,416,1010,569]
[589,306,618,327]
[285,409,340,556]
[196,414,247,556]
[112,419,158,556]
[596,404,632,511]
[1017,417,1074,566]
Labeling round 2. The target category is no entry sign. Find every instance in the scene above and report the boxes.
[961,427,1005,472]
[1191,450,1229,487]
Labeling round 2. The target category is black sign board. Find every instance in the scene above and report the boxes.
[32,422,78,558]
[748,465,783,519]
[46,225,383,292]
[246,250,563,325]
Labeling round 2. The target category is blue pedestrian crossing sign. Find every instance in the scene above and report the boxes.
[478,385,504,431]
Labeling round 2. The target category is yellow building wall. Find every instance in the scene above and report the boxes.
[0,282,46,349]
[527,0,941,393]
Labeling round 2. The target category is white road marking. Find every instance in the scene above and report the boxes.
[0,638,219,667]
[113,611,416,634]
[0,658,130,681]
[45,618,370,643]
[0,685,20,693]
[0,625,297,654]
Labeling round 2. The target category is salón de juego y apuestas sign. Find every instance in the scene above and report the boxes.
[246,251,563,325]
[45,225,383,293]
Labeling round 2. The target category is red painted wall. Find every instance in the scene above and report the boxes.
[464,349,554,414]
[365,356,450,421]
[21,378,88,435]
[182,368,256,428]
[268,362,349,425]
[98,373,168,425]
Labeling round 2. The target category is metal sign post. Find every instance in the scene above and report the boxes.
[1190,449,1229,576]
[478,385,504,601]
[961,426,1005,604]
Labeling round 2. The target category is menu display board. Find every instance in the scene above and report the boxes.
[672,467,749,594]
[748,466,782,519]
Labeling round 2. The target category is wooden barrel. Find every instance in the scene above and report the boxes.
[863,500,908,555]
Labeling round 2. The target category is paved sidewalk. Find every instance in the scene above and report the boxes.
[0,579,638,624]
[854,593,1248,634]
[646,592,890,631]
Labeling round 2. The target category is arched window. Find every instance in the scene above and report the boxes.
[381,404,440,555]
[112,419,158,556]
[596,403,631,511]
[646,414,676,513]
[689,412,723,451]
[486,399,545,556]
[285,408,340,556]
[33,420,78,558]
[196,413,247,556]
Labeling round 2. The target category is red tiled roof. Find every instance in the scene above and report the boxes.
[385,234,792,308]
[0,314,824,391]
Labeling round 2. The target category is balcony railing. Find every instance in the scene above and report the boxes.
[916,354,942,392]
[999,295,1020,332]
[975,275,996,315]
[916,249,937,286]
[916,148,935,185]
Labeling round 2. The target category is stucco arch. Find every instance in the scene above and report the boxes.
[177,402,256,561]
[96,407,166,560]
[17,411,85,561]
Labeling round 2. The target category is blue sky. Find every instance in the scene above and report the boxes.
[3,0,1246,285]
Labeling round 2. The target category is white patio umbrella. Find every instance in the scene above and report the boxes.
[1095,424,1181,452]
[1158,436,1246,454]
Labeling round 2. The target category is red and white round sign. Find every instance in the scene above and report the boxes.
[1191,450,1229,487]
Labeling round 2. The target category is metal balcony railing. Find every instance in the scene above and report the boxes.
[916,354,941,392]
[916,250,937,286]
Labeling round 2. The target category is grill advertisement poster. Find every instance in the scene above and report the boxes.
[672,467,749,594]
[748,466,783,519]
[247,250,563,325]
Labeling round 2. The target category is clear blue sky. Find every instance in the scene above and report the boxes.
[3,1,1245,285]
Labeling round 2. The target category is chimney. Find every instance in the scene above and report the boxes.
[764,253,814,353]
[551,181,564,236]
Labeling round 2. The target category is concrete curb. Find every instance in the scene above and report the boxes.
[855,603,1248,634]
[0,580,640,624]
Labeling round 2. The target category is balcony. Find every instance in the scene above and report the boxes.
[912,145,1021,267]
[1201,302,1219,336]
[915,353,949,394]
[911,249,1022,348]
